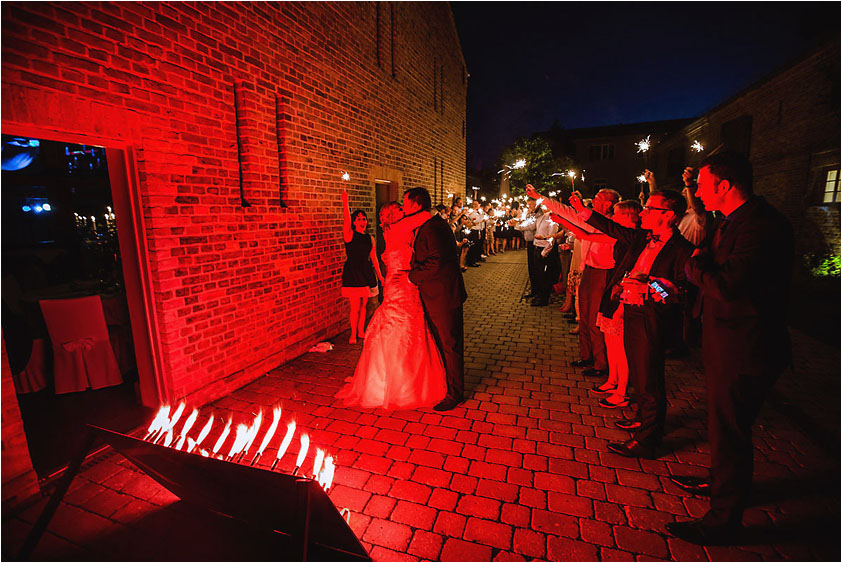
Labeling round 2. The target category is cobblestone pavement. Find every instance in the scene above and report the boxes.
[4,250,839,561]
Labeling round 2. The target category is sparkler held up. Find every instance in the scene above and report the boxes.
[636,135,652,203]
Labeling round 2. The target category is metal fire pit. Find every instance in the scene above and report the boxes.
[18,424,370,561]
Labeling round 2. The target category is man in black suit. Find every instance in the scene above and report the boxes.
[405,187,468,412]
[569,190,694,459]
[666,152,794,545]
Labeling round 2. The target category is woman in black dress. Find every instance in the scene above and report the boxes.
[341,189,384,344]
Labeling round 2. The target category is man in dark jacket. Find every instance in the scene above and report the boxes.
[569,190,694,459]
[666,152,794,545]
[405,187,468,411]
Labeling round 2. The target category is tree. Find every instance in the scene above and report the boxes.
[498,136,576,197]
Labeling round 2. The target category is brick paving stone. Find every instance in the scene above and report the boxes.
[407,529,444,560]
[440,537,493,561]
[433,511,467,538]
[613,525,668,558]
[463,516,512,550]
[363,518,413,552]
[500,503,531,527]
[546,536,600,561]
[8,251,837,562]
[512,527,546,558]
[391,500,437,530]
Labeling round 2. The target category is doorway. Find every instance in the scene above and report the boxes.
[1,134,155,478]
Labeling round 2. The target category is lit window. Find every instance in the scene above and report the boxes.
[823,169,840,203]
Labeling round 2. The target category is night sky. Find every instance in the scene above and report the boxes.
[451,2,840,171]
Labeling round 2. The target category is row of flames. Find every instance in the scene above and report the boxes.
[144,404,335,491]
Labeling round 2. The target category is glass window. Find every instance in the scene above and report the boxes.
[823,169,840,203]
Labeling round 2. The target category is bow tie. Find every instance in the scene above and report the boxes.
[646,233,661,244]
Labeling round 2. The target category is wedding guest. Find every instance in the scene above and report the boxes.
[453,215,472,271]
[528,185,619,379]
[341,189,384,344]
[569,190,693,458]
[510,198,540,297]
[483,202,497,256]
[466,200,484,266]
[530,209,560,307]
[509,201,524,250]
[667,152,793,545]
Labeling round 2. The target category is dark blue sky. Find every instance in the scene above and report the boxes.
[451,2,840,171]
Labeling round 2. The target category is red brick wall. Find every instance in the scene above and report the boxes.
[2,1,466,497]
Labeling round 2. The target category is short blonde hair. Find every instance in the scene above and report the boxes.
[379,202,404,230]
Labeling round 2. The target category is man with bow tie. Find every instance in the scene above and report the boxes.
[568,189,694,459]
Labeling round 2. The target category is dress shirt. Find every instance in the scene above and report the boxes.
[543,201,614,270]
[621,230,674,305]
[533,212,558,249]
[467,208,484,231]
[678,210,706,246]
[514,210,538,242]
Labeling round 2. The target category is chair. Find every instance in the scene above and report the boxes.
[40,296,123,394]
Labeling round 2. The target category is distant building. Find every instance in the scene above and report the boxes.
[648,41,840,256]
[557,119,694,200]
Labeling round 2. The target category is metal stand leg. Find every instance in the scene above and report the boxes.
[294,478,312,561]
[17,429,98,560]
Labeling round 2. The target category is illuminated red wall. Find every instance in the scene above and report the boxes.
[1,1,466,500]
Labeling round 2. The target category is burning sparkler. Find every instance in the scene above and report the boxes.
[174,409,199,451]
[341,171,350,181]
[691,140,704,153]
[636,135,651,153]
[212,418,232,457]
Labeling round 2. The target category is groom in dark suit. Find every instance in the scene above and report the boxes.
[404,187,468,411]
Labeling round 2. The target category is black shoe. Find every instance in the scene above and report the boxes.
[562,312,576,320]
[582,368,608,378]
[468,263,480,267]
[523,292,537,299]
[607,439,655,459]
[571,359,593,368]
[665,519,739,546]
[669,475,711,497]
[615,419,642,430]
[590,381,615,393]
[433,396,465,412]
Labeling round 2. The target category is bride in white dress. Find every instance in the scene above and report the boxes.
[336,202,447,409]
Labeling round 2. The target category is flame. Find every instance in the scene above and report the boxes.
[567,170,576,178]
[296,434,310,469]
[193,415,214,451]
[319,456,335,490]
[163,428,174,447]
[175,409,199,450]
[512,158,526,169]
[636,135,651,153]
[187,438,196,452]
[637,174,647,184]
[691,140,704,152]
[212,418,232,455]
[258,407,281,455]
[166,402,186,434]
[200,449,209,457]
[242,410,263,456]
[228,424,250,458]
[312,448,325,478]
[147,406,171,438]
[276,421,296,462]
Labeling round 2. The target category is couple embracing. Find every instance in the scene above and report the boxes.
[337,188,468,412]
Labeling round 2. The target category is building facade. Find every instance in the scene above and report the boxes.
[1,2,466,506]
[648,42,840,256]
